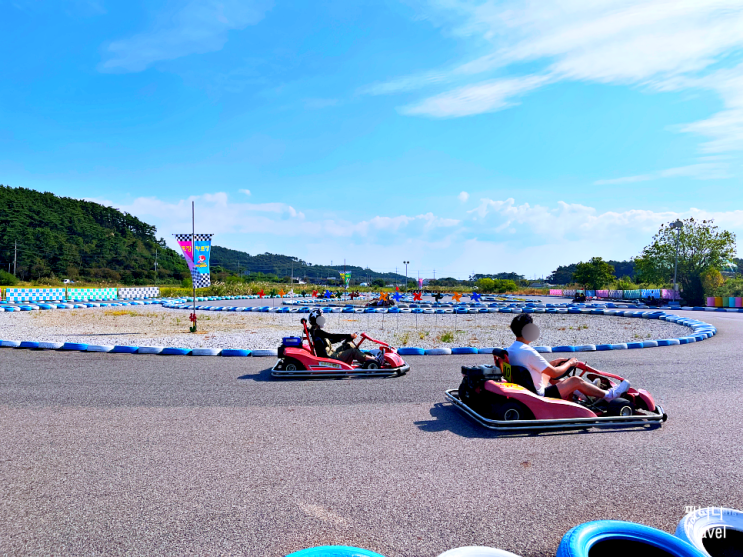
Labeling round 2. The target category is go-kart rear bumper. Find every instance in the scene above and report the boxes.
[444,389,667,431]
[271,361,410,379]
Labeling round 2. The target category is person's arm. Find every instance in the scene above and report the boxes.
[541,357,579,379]
[315,329,353,344]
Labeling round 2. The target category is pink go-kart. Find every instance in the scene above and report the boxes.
[445,348,667,431]
[271,318,410,379]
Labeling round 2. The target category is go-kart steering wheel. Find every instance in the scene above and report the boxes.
[554,365,577,381]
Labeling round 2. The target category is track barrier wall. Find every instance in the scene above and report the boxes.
[708,296,742,307]
[547,288,681,301]
[1,287,162,302]
[4,287,66,302]
[118,287,160,299]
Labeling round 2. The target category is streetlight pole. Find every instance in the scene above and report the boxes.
[670,219,682,292]
[403,261,409,292]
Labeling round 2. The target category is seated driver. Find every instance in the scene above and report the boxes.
[507,314,630,401]
[308,309,384,366]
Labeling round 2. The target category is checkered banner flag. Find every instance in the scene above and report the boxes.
[173,233,214,289]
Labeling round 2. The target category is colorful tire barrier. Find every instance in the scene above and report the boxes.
[557,520,707,557]
[437,547,522,557]
[285,546,386,557]
[675,507,743,556]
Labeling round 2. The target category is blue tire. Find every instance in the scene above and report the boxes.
[557,520,706,557]
[285,547,386,557]
[112,345,139,353]
[398,347,425,356]
[641,340,659,348]
[478,347,497,354]
[222,349,251,357]
[596,344,613,351]
[627,342,644,349]
[161,347,192,356]
[19,341,40,349]
[656,339,681,346]
[451,347,478,354]
[61,342,88,351]
[552,345,575,352]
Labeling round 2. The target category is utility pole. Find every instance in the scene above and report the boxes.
[154,248,158,285]
[14,241,17,277]
[403,261,409,292]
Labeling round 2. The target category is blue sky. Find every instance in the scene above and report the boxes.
[2,0,742,278]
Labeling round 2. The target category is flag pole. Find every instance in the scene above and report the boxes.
[192,201,196,331]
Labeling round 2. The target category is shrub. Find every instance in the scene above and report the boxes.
[0,270,19,286]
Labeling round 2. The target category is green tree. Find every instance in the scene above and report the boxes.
[571,257,616,290]
[0,270,19,286]
[634,218,736,305]
[476,277,495,292]
[493,279,518,293]
[371,278,386,288]
[700,268,724,296]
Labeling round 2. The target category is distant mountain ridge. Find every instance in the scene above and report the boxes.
[210,245,407,284]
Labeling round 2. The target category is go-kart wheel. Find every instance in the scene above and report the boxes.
[607,397,635,417]
[281,358,304,372]
[495,400,533,421]
[363,361,380,370]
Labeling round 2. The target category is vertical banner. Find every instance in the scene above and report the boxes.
[174,234,213,288]
[340,272,351,289]
[418,278,423,289]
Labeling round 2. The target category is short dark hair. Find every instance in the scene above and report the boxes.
[510,313,533,337]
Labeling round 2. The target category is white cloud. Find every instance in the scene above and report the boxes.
[100,0,272,72]
[239,189,251,196]
[98,192,741,277]
[370,0,743,156]
[458,191,469,202]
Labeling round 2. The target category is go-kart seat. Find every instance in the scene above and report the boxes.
[492,348,540,395]
[507,365,539,395]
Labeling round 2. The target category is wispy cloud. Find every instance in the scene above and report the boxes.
[369,0,743,155]
[594,161,732,185]
[100,0,273,73]
[401,74,551,117]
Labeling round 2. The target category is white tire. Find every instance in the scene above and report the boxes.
[437,547,522,557]
[425,348,452,355]
[676,507,743,555]
[38,342,64,350]
[191,348,221,356]
[252,348,279,357]
[137,346,164,354]
[86,345,115,352]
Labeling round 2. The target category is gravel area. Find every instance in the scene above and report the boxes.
[0,305,692,348]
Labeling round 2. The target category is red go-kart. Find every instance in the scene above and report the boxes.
[272,318,410,378]
[445,348,666,431]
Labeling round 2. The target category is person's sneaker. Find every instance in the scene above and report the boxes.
[375,352,386,366]
[604,379,631,401]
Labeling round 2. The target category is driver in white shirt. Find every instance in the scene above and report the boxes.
[506,313,630,400]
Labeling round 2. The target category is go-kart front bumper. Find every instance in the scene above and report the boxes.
[271,361,410,379]
[444,389,667,431]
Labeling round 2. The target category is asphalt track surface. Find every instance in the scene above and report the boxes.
[1,309,742,556]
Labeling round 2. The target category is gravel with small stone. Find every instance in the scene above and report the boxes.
[0,305,691,349]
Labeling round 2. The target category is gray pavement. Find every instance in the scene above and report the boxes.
[1,311,741,556]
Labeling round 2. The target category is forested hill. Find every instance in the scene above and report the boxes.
[210,245,406,283]
[0,185,187,284]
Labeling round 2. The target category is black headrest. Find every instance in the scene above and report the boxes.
[491,348,508,359]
